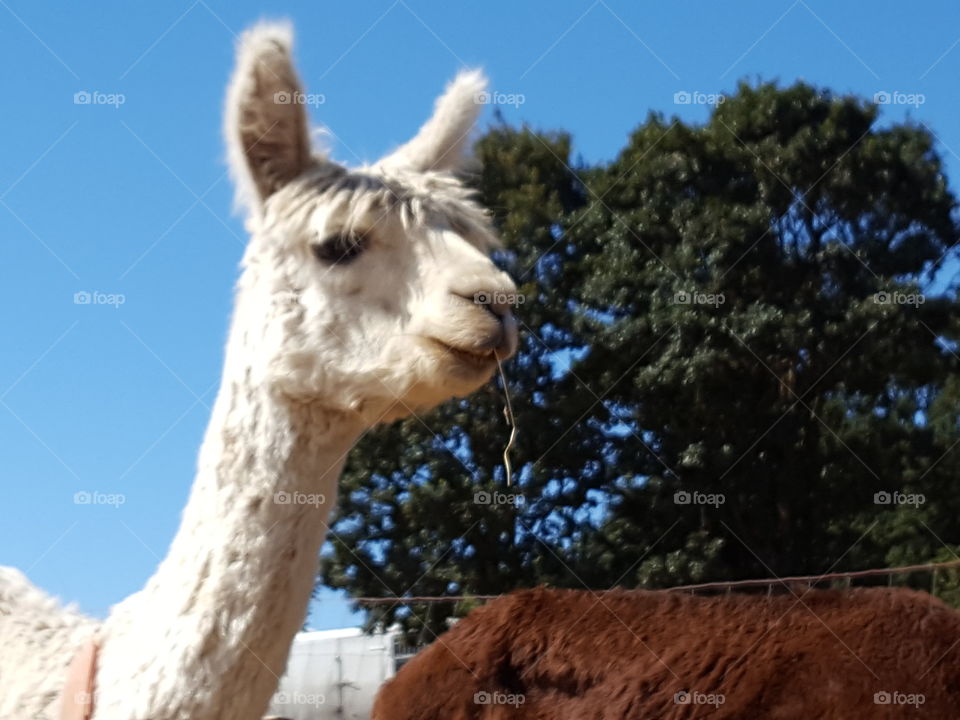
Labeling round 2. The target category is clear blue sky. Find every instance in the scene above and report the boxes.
[3,0,960,630]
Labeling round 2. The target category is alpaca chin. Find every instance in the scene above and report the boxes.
[401,347,504,410]
[369,370,498,425]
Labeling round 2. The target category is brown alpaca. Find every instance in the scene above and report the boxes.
[373,586,960,719]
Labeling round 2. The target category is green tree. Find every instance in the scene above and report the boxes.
[321,82,960,638]
[573,83,960,588]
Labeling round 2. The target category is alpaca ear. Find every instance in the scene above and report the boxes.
[225,21,313,215]
[378,69,487,174]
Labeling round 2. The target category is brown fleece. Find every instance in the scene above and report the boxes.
[373,586,960,719]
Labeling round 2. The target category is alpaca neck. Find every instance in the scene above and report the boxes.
[96,365,363,719]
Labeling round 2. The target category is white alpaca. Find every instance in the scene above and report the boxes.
[0,22,517,720]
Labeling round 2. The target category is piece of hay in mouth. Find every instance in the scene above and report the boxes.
[495,350,517,487]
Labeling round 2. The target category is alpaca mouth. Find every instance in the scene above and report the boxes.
[426,338,498,369]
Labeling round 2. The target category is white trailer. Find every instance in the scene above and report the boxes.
[264,627,409,720]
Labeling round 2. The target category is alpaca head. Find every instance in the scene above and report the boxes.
[225,23,518,424]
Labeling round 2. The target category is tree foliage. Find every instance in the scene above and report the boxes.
[321,82,960,640]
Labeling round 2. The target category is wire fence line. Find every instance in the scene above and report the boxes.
[353,559,960,606]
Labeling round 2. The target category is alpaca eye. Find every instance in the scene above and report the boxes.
[311,232,366,265]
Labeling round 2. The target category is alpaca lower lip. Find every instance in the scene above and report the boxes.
[428,339,497,367]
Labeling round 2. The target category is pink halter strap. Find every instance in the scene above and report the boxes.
[59,636,98,720]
